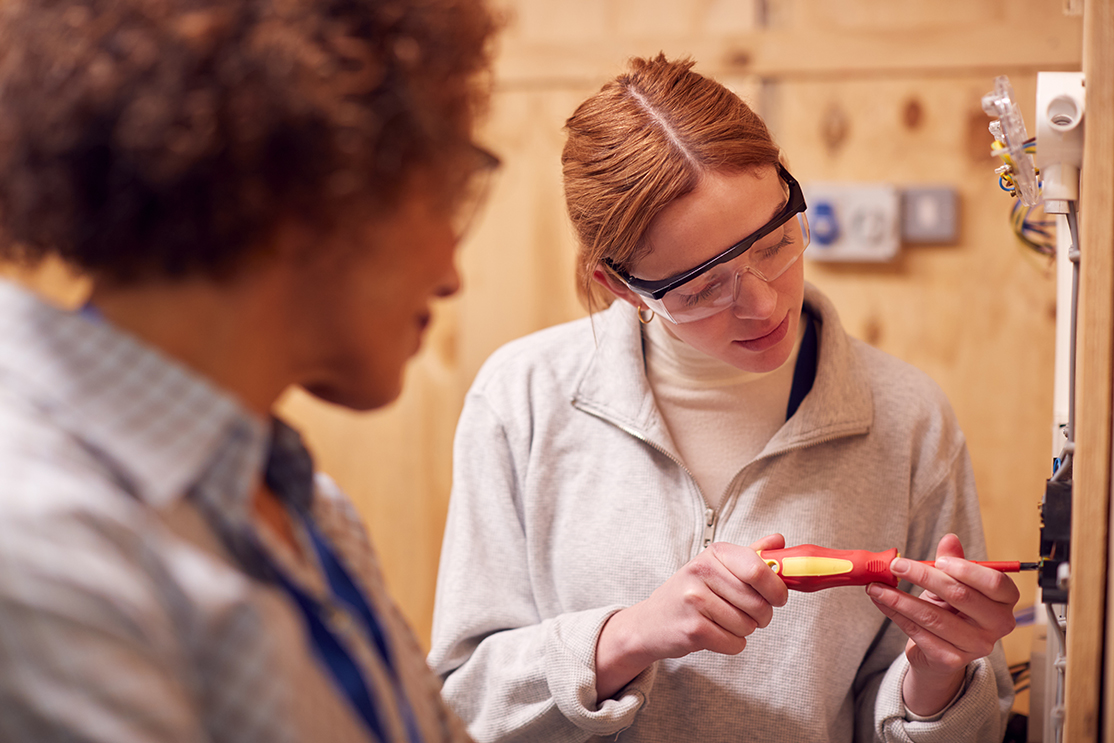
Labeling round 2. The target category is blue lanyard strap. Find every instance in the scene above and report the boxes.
[237,418,424,743]
[246,508,424,743]
[267,557,392,741]
[302,516,393,664]
[300,514,424,743]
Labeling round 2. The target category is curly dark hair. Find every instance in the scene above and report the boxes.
[0,0,496,282]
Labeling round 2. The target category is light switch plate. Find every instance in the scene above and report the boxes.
[803,183,900,262]
[901,187,959,244]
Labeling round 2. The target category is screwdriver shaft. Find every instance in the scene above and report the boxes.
[916,560,1040,573]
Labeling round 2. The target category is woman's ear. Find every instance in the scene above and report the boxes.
[592,264,645,310]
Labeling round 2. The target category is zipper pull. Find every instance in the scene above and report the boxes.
[702,507,716,549]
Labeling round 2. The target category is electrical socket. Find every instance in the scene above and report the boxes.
[803,183,900,262]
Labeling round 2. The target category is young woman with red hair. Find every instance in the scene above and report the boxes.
[429,55,1017,743]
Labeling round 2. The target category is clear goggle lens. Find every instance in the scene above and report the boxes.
[647,211,810,324]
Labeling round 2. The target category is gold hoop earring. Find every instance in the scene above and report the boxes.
[637,307,655,324]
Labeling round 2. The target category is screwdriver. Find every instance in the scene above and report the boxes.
[757,545,1041,592]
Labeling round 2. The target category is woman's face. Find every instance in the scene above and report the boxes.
[603,166,805,373]
[282,179,463,411]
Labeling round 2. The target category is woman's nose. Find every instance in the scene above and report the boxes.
[730,269,778,320]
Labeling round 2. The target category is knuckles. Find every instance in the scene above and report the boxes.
[735,557,770,585]
[685,556,719,583]
[913,605,950,636]
[679,585,709,611]
[939,580,974,607]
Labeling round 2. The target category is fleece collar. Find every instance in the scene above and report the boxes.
[571,283,873,458]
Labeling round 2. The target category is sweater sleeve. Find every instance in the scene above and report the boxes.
[858,435,1014,742]
[428,392,655,743]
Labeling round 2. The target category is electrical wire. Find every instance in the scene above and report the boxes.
[992,137,1039,199]
[991,141,1021,197]
[1010,199,1056,257]
[1066,203,1080,447]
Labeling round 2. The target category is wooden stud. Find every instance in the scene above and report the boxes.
[1068,0,1114,740]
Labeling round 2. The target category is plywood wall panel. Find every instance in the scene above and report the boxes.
[493,0,1082,87]
[458,88,593,380]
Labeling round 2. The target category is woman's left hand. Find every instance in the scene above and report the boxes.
[865,533,1020,718]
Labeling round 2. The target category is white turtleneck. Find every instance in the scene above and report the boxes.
[641,314,807,509]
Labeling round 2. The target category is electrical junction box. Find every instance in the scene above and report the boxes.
[803,183,900,262]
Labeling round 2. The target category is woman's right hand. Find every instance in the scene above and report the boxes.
[594,533,789,700]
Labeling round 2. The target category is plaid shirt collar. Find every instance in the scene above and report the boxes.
[0,278,269,516]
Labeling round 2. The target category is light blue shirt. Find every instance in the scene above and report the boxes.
[0,279,470,743]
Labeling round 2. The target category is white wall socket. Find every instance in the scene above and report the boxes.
[803,183,901,262]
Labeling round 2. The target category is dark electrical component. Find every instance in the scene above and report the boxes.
[1039,478,1072,604]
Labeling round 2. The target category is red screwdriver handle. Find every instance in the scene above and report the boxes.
[757,545,900,592]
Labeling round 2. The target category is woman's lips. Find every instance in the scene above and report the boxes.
[733,313,789,352]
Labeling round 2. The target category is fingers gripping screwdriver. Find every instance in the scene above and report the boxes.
[756,544,1041,592]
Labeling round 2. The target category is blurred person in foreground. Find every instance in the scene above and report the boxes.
[0,0,496,740]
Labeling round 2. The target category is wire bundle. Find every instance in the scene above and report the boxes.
[1010,199,1056,257]
[992,136,1057,259]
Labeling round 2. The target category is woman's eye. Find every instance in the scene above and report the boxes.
[680,281,722,307]
[758,233,793,260]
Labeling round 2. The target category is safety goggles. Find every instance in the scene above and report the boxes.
[605,165,809,324]
[450,144,501,239]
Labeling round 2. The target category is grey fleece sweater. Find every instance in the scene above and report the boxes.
[429,284,1013,743]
